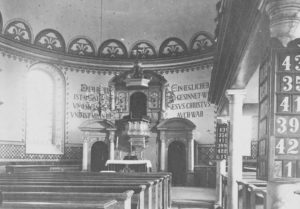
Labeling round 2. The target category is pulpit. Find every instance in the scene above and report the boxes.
[105,160,152,172]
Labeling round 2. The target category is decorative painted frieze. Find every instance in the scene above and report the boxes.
[68,37,96,57]
[130,41,157,59]
[159,38,188,57]
[34,29,66,52]
[98,39,128,59]
[4,20,32,43]
[190,32,215,54]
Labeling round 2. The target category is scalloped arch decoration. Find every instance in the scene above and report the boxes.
[98,39,128,59]
[130,41,157,59]
[34,29,66,52]
[190,32,215,54]
[4,20,32,43]
[68,37,96,57]
[159,37,188,58]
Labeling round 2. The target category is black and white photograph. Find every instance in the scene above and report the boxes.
[0,0,299,209]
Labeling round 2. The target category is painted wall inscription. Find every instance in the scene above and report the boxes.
[167,82,211,118]
[70,84,112,119]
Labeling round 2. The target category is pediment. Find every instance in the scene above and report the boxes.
[157,118,196,131]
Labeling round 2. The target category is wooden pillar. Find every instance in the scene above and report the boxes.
[82,135,89,171]
[160,132,167,171]
[109,131,115,160]
[187,138,194,172]
[226,89,246,209]
[265,1,300,209]
[216,159,226,206]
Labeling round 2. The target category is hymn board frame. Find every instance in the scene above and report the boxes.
[215,123,229,160]
[258,45,300,181]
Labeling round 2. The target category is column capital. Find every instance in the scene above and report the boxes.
[225,89,246,104]
[109,131,115,142]
[266,0,300,46]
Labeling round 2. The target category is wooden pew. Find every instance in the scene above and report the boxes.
[0,184,146,209]
[0,173,170,209]
[0,201,118,209]
[1,171,172,209]
[0,179,151,209]
[1,191,133,209]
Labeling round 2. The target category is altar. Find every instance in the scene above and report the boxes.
[105,160,152,173]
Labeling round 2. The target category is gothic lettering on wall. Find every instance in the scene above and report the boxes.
[69,84,113,120]
[166,82,211,118]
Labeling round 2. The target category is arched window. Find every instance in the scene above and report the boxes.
[129,92,147,119]
[26,63,65,154]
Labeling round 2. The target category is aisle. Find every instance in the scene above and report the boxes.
[171,187,216,209]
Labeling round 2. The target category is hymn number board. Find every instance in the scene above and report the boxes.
[215,123,229,160]
[258,48,300,181]
[273,49,300,180]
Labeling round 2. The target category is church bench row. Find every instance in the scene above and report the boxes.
[5,164,81,174]
[0,200,118,209]
[4,171,172,208]
[0,179,154,209]
[0,191,133,209]
[1,172,172,209]
[221,173,267,209]
[0,185,145,209]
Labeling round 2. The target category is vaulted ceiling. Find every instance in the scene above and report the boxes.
[0,0,218,52]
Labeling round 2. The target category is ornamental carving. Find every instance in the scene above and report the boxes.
[4,20,32,43]
[98,39,128,59]
[149,91,160,109]
[159,38,188,58]
[68,37,95,57]
[34,29,66,52]
[130,41,157,59]
[190,32,215,54]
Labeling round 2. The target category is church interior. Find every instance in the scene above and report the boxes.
[0,0,300,209]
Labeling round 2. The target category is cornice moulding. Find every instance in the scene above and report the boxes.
[0,37,214,72]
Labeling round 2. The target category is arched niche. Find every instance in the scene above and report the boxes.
[79,119,116,171]
[157,117,196,185]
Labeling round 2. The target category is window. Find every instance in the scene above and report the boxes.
[26,63,65,154]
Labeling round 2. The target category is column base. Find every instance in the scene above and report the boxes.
[186,171,195,186]
[267,181,300,209]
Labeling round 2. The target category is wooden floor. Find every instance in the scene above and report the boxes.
[171,187,216,209]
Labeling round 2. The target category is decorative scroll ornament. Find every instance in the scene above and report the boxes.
[159,38,187,57]
[124,61,151,87]
[130,41,157,59]
[165,84,175,108]
[190,33,215,54]
[4,21,32,43]
[34,29,66,52]
[68,38,95,57]
[149,91,159,109]
[98,39,128,59]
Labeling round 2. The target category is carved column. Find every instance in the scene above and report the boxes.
[187,137,194,172]
[160,131,167,171]
[186,135,195,186]
[109,131,115,160]
[226,89,246,209]
[82,134,89,171]
[265,1,300,209]
[266,0,300,46]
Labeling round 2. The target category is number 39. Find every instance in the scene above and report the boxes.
[276,117,299,134]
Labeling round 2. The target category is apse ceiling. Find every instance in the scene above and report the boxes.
[0,0,218,59]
